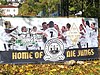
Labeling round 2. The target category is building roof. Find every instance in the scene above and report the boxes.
[0,5,18,8]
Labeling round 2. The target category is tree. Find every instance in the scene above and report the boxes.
[18,0,36,16]
[0,0,8,5]
[18,0,60,16]
[69,0,100,17]
[0,9,4,16]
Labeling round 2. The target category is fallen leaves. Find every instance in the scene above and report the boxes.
[0,60,99,75]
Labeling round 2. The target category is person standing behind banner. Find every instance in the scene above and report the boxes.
[44,21,58,40]
[82,19,92,48]
[90,23,98,47]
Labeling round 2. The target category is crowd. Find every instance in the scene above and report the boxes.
[0,18,98,51]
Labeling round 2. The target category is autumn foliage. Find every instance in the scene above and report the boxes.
[0,60,99,75]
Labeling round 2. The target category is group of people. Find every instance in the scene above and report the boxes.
[78,19,98,48]
[0,18,98,51]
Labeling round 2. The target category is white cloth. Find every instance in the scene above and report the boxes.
[90,29,98,47]
[78,30,87,48]
[84,26,92,47]
[0,32,12,51]
[62,32,73,49]
[44,27,58,40]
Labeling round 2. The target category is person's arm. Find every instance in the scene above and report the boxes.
[82,18,86,28]
[5,26,18,33]
[36,32,43,35]
[10,26,18,32]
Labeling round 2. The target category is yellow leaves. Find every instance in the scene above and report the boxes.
[83,62,91,66]
[0,60,99,75]
[64,60,76,66]
[4,64,9,67]
[49,72,54,75]
[50,69,57,72]
[57,65,65,68]
[60,70,64,73]
[19,69,23,73]
[26,72,32,75]
[77,61,84,65]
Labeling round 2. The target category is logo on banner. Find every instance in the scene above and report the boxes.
[43,38,65,61]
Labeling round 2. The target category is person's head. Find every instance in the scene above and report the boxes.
[91,23,95,29]
[48,21,54,28]
[79,24,84,31]
[32,26,37,32]
[21,26,27,32]
[66,23,71,30]
[42,22,47,30]
[61,26,67,33]
[86,21,90,27]
[4,21,12,29]
[54,24,59,31]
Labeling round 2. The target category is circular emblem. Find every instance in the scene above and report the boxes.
[43,38,65,61]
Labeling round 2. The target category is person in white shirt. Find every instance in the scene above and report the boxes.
[65,23,73,49]
[39,22,48,43]
[82,19,92,48]
[30,26,45,50]
[59,25,73,49]
[44,21,58,40]
[14,26,29,50]
[19,26,28,38]
[1,22,18,51]
[90,23,98,47]
[78,24,87,48]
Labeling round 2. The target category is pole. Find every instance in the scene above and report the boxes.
[82,0,83,17]
[57,4,60,16]
[61,0,69,17]
[66,0,69,17]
